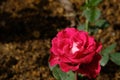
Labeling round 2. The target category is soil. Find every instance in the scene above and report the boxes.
[0,0,120,80]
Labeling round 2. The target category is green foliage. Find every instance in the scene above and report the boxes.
[77,24,85,30]
[82,0,102,22]
[83,0,102,8]
[66,71,75,80]
[95,19,105,27]
[52,66,66,80]
[83,8,101,22]
[110,52,120,66]
[88,19,109,35]
[51,65,75,80]
[95,19,109,28]
[79,0,106,33]
[100,43,116,66]
[101,43,116,55]
[100,53,109,66]
[89,0,102,6]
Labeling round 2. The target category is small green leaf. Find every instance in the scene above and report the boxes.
[100,54,109,66]
[110,52,120,66]
[95,19,106,27]
[52,65,67,80]
[100,43,116,66]
[89,0,102,6]
[52,65,75,80]
[101,43,116,55]
[95,19,109,28]
[77,24,85,30]
[83,8,101,22]
[66,71,75,80]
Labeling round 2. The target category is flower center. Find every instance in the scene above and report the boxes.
[71,42,79,54]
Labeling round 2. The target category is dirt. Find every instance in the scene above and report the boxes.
[0,0,120,80]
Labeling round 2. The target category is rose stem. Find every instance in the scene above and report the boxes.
[85,0,89,32]
[75,72,78,80]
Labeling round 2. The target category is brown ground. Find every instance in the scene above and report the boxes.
[0,0,120,80]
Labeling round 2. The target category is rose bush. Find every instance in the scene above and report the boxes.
[49,28,102,78]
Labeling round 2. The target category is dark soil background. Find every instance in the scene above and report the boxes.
[0,0,120,80]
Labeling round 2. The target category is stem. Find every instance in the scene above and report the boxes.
[85,0,89,32]
[85,20,89,32]
[76,72,78,80]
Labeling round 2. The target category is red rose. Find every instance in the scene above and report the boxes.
[49,28,102,78]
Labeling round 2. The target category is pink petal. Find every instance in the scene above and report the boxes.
[96,42,102,53]
[49,55,60,66]
[59,62,79,72]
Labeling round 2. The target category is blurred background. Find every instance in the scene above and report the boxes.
[0,0,120,80]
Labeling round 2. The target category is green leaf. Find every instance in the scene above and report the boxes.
[95,19,109,28]
[83,8,101,22]
[66,71,75,80]
[110,52,120,66]
[95,19,106,27]
[77,24,85,30]
[89,0,102,6]
[52,66,67,80]
[101,43,116,55]
[100,54,109,66]
[52,65,75,80]
[100,43,116,66]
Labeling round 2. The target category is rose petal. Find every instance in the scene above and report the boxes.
[67,51,95,64]
[65,28,77,37]
[77,54,101,78]
[85,36,96,52]
[49,54,60,66]
[96,42,102,53]
[59,62,79,72]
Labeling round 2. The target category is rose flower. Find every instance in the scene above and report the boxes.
[49,28,102,78]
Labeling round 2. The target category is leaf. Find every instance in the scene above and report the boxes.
[66,71,75,80]
[100,54,109,66]
[95,19,109,28]
[89,0,102,6]
[52,66,67,80]
[77,24,85,30]
[101,43,116,55]
[110,52,120,66]
[95,19,106,27]
[52,65,75,80]
[100,43,116,66]
[83,8,101,22]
